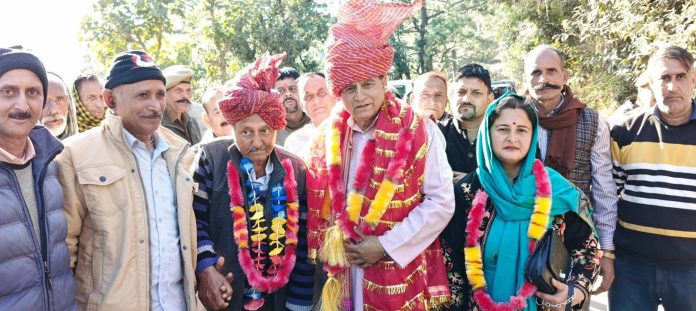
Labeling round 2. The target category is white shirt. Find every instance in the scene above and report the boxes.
[245,158,274,195]
[344,118,455,310]
[284,123,317,160]
[124,130,186,311]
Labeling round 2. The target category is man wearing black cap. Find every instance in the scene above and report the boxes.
[0,46,77,310]
[57,50,199,310]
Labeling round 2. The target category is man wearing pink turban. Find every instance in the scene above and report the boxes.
[192,53,317,311]
[306,1,455,310]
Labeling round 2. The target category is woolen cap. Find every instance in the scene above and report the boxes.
[0,46,48,105]
[104,50,166,89]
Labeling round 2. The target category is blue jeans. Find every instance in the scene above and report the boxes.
[609,255,696,311]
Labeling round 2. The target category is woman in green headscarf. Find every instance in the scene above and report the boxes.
[440,94,600,311]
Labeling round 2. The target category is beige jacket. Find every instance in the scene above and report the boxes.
[57,113,199,310]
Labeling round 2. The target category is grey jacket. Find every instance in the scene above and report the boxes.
[0,126,77,310]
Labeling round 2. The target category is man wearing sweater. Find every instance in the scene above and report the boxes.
[610,45,696,310]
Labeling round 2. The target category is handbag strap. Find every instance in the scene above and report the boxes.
[565,260,575,311]
[565,281,574,311]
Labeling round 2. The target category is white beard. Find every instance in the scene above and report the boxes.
[43,117,67,137]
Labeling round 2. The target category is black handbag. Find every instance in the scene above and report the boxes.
[524,227,572,294]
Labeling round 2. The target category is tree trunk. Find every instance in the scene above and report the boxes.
[417,3,429,73]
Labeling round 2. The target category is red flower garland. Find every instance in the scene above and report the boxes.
[326,104,417,240]
[228,158,300,293]
[465,160,553,310]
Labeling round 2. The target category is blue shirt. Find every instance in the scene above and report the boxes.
[124,130,186,311]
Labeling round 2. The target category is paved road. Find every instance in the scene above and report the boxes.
[590,291,608,311]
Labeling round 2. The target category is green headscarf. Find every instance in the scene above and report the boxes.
[475,93,580,308]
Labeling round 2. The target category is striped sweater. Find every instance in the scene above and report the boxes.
[193,140,315,310]
[611,103,696,267]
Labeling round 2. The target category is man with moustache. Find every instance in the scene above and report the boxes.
[438,64,494,181]
[275,67,311,145]
[306,0,454,309]
[57,51,199,310]
[284,72,337,159]
[524,45,618,296]
[162,64,202,145]
[42,72,78,139]
[0,46,77,310]
[193,53,316,310]
[411,71,451,123]
[72,73,106,132]
[610,45,696,310]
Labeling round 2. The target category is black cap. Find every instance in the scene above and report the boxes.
[0,46,48,105]
[104,50,166,89]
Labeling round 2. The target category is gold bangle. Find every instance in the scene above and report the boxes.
[603,252,616,260]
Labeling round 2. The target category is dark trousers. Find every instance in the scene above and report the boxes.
[609,255,696,311]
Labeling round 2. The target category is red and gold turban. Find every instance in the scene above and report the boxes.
[218,52,287,130]
[324,0,423,97]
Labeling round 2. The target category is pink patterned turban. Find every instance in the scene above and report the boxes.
[324,0,423,97]
[218,52,287,130]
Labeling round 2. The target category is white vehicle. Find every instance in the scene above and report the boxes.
[389,80,413,100]
[492,79,516,99]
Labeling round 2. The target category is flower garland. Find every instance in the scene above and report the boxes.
[464,160,552,311]
[320,103,417,311]
[228,158,300,310]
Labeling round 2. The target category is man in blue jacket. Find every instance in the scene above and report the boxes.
[0,46,76,310]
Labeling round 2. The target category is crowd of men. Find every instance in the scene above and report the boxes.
[1,0,695,310]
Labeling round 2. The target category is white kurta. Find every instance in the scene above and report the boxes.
[344,117,455,310]
[284,123,317,160]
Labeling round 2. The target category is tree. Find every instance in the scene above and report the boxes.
[390,0,498,80]
[80,0,191,71]
[197,0,330,81]
[560,0,696,110]
[81,0,330,97]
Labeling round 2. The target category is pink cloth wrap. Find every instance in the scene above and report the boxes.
[324,0,423,97]
[218,52,288,130]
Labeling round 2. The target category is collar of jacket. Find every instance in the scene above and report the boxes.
[0,125,63,173]
[103,111,190,156]
[28,125,63,168]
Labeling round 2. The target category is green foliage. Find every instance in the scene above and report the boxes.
[80,0,191,73]
[560,0,696,112]
[80,0,329,100]
[485,0,696,112]
[197,0,330,81]
[390,0,498,80]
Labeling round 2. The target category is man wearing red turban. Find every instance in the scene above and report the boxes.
[192,53,317,310]
[305,1,455,310]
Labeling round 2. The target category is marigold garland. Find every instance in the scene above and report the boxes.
[228,158,300,310]
[319,103,418,310]
[464,159,551,311]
